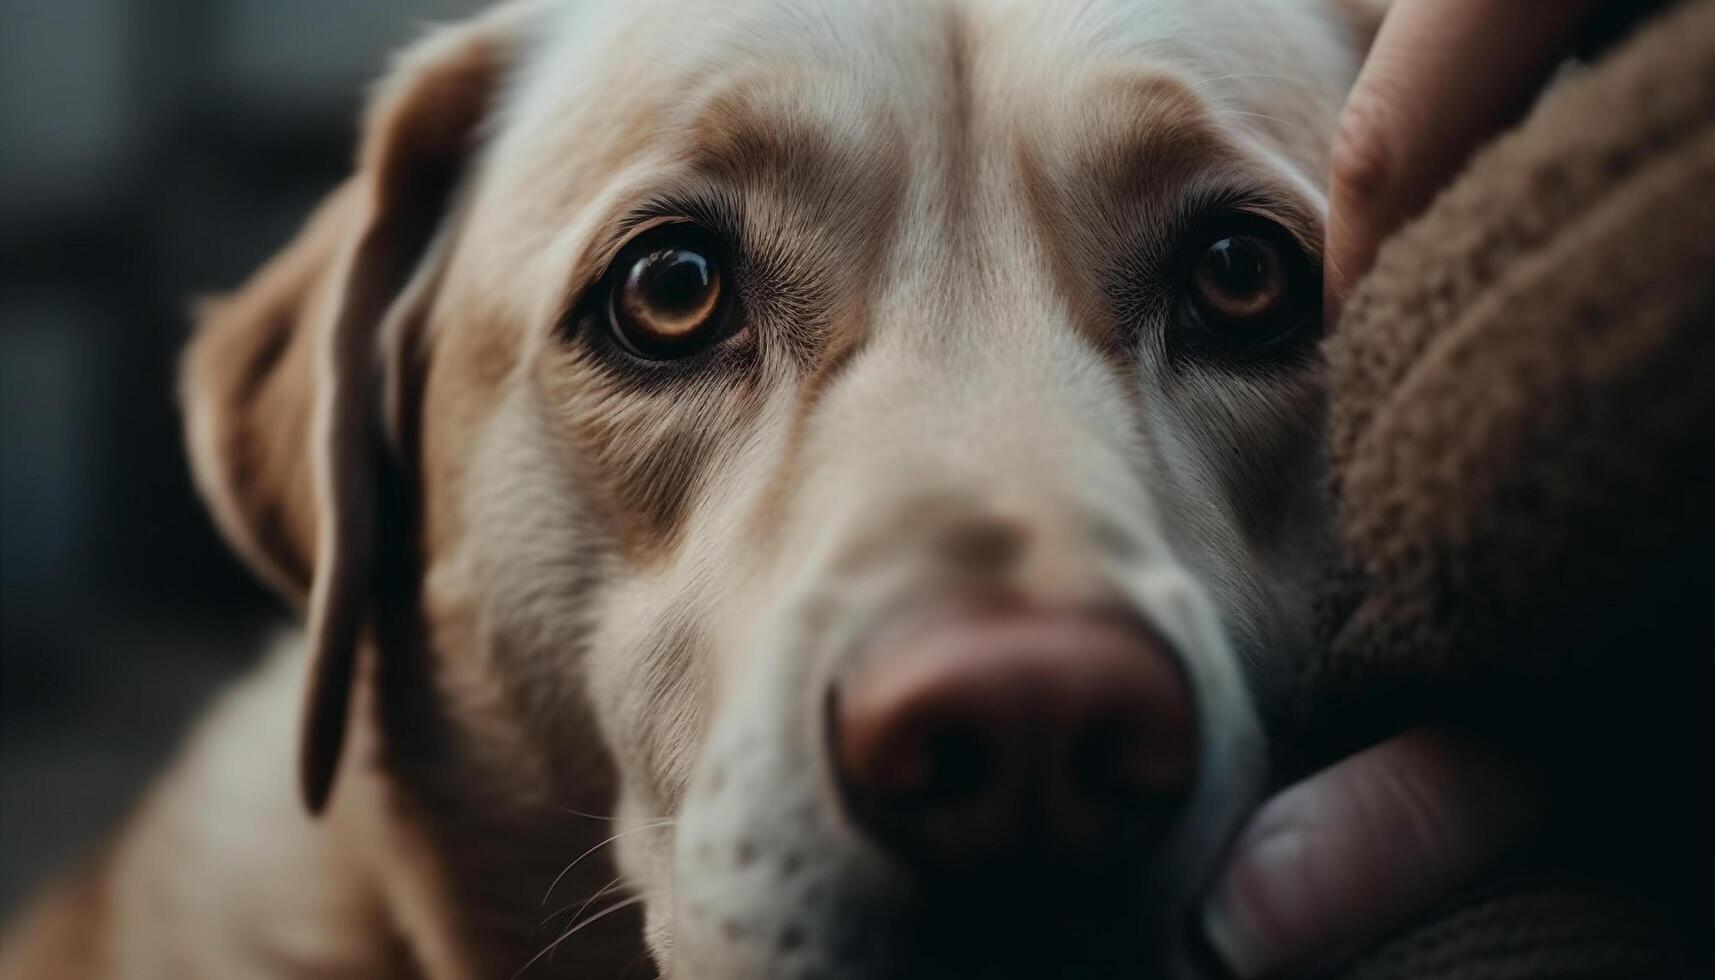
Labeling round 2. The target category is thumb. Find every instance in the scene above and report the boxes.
[1323,0,1599,319]
[1201,726,1543,978]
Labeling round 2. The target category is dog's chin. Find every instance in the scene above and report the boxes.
[665,857,1228,980]
[667,679,1266,980]
[822,862,1210,980]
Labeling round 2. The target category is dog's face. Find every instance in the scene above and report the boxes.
[184,1,1368,976]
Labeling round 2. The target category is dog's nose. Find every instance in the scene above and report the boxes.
[832,605,1197,871]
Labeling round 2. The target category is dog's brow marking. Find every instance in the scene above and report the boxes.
[682,76,892,220]
[1015,140,1120,365]
[1080,72,1223,185]
[1011,73,1225,362]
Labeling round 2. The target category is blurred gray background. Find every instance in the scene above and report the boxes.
[0,0,482,917]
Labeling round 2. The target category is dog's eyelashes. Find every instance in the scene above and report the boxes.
[604,222,735,360]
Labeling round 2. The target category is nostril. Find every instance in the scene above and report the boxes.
[841,719,995,810]
[1066,712,1193,850]
[1071,715,1149,802]
[918,728,994,807]
[831,606,1199,875]
[1073,707,1196,800]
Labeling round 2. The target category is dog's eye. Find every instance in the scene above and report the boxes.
[1177,220,1317,354]
[606,224,732,360]
[1194,236,1284,321]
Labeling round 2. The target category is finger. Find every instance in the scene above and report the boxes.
[1201,727,1543,978]
[1324,0,1601,317]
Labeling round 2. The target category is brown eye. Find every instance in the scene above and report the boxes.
[607,225,731,359]
[1193,235,1285,322]
[1179,225,1316,354]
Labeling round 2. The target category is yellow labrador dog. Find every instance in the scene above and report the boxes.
[1,0,1375,976]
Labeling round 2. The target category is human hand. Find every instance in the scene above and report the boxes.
[1323,0,1604,319]
[1201,727,1544,977]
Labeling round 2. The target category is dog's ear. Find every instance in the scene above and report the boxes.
[181,2,539,814]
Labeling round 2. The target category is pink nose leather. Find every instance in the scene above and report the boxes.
[832,608,1197,871]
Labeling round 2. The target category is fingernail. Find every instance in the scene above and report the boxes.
[1201,827,1324,979]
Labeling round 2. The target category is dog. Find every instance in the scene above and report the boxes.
[0,0,1376,976]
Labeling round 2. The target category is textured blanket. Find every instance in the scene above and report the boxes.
[1309,0,1715,975]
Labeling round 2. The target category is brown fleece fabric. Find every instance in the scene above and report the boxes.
[1320,0,1715,686]
[1336,875,1698,980]
[1309,0,1715,976]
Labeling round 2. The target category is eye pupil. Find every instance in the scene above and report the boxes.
[1192,234,1287,324]
[636,249,714,316]
[607,226,730,358]
[1206,238,1267,294]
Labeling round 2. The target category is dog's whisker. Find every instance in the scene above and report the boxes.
[540,875,626,933]
[1216,109,1300,128]
[535,879,611,933]
[1195,71,1329,87]
[540,819,675,905]
[556,805,625,822]
[513,894,652,979]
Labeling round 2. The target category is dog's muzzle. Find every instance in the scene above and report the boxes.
[672,542,1270,979]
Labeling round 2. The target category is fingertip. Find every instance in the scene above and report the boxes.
[1201,728,1545,979]
[1202,827,1321,978]
[1201,879,1266,978]
[1329,90,1399,210]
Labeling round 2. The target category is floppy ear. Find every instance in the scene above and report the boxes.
[180,2,539,813]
